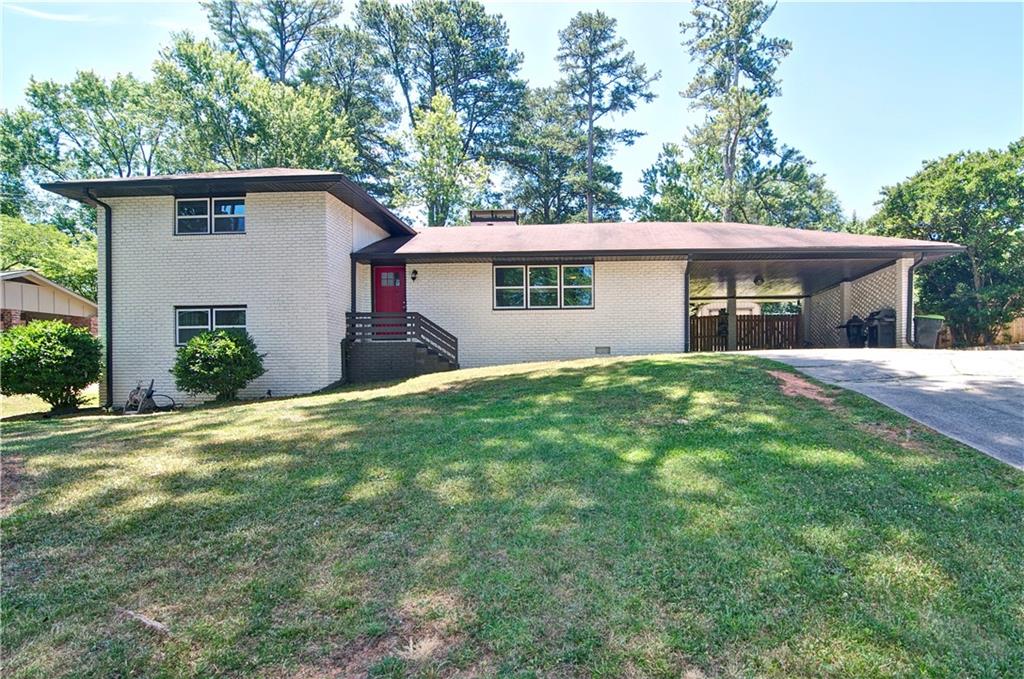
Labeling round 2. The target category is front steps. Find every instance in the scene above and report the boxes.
[345,340,457,384]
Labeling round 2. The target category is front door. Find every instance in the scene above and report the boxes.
[373,265,406,313]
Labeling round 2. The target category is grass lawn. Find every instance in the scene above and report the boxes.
[1,384,99,420]
[2,355,1021,678]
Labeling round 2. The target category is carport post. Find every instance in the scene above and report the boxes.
[726,279,737,351]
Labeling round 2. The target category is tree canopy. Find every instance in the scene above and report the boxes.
[203,0,343,83]
[556,10,658,222]
[0,216,97,301]
[637,0,842,229]
[871,140,1024,345]
[394,95,489,227]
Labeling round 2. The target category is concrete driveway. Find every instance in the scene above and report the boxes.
[753,349,1024,469]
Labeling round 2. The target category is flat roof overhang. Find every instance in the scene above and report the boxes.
[41,173,416,237]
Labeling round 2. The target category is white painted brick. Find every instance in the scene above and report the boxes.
[404,260,688,368]
[100,192,384,405]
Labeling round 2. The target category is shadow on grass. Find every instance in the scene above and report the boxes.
[2,355,1022,678]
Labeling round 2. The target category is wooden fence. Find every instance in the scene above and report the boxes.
[690,314,802,352]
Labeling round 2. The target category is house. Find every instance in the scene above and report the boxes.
[1,270,98,333]
[43,168,962,407]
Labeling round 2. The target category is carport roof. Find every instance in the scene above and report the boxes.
[353,221,963,262]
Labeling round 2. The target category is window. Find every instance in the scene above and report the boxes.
[492,264,595,309]
[176,199,209,234]
[176,308,210,344]
[528,266,559,308]
[176,198,246,234]
[494,266,525,308]
[379,271,401,287]
[212,198,245,233]
[561,265,594,308]
[175,306,247,345]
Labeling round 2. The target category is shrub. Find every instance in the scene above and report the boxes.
[171,330,265,401]
[0,320,102,412]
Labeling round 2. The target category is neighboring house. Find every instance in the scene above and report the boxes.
[43,168,962,407]
[696,301,762,316]
[1,270,98,334]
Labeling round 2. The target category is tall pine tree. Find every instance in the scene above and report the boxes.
[637,0,842,229]
[556,10,658,222]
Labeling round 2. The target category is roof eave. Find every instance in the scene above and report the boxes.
[39,173,416,237]
[353,244,965,263]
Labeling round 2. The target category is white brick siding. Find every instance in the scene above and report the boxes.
[806,258,913,348]
[405,260,688,368]
[100,192,385,405]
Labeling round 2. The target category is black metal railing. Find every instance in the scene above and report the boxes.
[346,312,458,366]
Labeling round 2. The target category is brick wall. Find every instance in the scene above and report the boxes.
[1,308,21,330]
[406,260,688,368]
[99,192,386,405]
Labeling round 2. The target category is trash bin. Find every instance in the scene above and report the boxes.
[866,308,897,348]
[914,314,945,349]
[838,314,867,348]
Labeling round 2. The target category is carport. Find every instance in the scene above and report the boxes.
[686,239,960,351]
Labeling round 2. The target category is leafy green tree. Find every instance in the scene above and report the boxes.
[171,330,266,401]
[395,95,488,226]
[0,320,102,412]
[155,34,357,172]
[2,72,169,182]
[556,10,658,222]
[503,87,625,224]
[301,25,403,196]
[1,72,170,229]
[0,216,97,300]
[871,140,1024,345]
[357,0,525,160]
[203,0,343,83]
[637,0,842,228]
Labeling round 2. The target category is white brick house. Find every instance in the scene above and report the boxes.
[44,168,962,406]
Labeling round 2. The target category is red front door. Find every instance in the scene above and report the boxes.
[373,265,406,313]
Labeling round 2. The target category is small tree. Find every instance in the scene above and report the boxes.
[0,320,101,412]
[171,331,266,401]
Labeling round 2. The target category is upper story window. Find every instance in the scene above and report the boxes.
[176,199,210,234]
[213,198,246,233]
[175,197,245,235]
[493,264,595,310]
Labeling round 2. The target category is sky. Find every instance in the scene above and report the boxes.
[2,1,1022,218]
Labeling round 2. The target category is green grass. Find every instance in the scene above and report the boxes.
[1,384,99,419]
[2,355,1021,678]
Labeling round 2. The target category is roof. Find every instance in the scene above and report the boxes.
[1,270,98,310]
[40,168,415,237]
[354,221,963,262]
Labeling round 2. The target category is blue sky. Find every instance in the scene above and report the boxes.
[2,1,1021,218]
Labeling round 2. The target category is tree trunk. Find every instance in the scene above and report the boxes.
[586,91,594,223]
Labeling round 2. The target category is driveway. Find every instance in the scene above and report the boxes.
[753,349,1024,469]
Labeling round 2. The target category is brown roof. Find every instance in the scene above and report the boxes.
[355,221,962,260]
[41,168,416,237]
[55,167,338,184]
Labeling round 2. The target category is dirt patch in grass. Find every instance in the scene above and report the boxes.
[767,370,836,406]
[767,368,931,453]
[1,455,27,515]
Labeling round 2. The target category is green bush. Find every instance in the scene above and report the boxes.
[171,330,266,401]
[0,320,102,412]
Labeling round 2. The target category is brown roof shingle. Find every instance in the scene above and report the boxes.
[356,221,962,260]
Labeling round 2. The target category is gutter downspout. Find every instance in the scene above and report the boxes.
[87,190,114,408]
[906,254,924,347]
